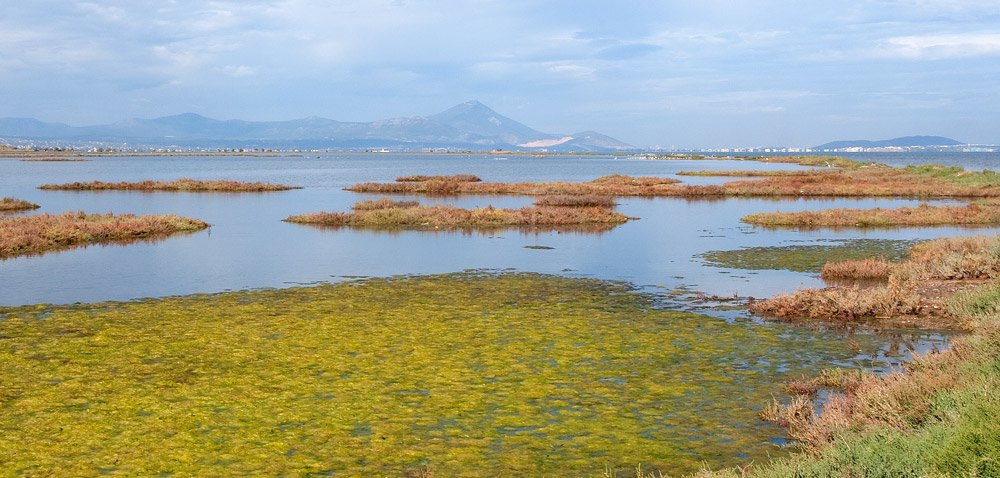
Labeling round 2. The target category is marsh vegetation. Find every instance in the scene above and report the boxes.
[285,198,631,231]
[0,197,40,212]
[0,212,208,258]
[39,178,300,192]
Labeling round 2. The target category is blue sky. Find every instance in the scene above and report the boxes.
[1,0,998,148]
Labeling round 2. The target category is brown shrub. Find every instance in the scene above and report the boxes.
[749,276,922,321]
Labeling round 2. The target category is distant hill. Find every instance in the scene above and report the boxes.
[0,101,634,152]
[815,135,963,150]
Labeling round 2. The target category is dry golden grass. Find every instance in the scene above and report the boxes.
[0,212,209,258]
[820,258,895,280]
[349,166,1000,199]
[38,178,300,192]
[285,203,630,231]
[0,197,40,212]
[744,202,1000,228]
[748,276,923,322]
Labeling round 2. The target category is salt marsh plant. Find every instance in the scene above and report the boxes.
[0,211,208,258]
[39,178,300,192]
[349,164,1000,199]
[285,203,630,231]
[0,197,40,212]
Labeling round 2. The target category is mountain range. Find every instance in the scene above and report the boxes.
[0,101,634,152]
[814,135,963,150]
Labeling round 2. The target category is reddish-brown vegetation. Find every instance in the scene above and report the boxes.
[347,174,694,197]
[285,203,630,231]
[744,202,1000,228]
[38,178,300,192]
[351,198,421,210]
[349,167,1000,199]
[0,212,209,258]
[533,195,616,208]
[750,236,1000,328]
[820,258,895,281]
[395,174,481,182]
[0,197,40,212]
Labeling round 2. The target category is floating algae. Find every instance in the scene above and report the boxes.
[698,239,919,273]
[0,273,886,476]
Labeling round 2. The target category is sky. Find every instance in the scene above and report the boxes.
[1,0,998,148]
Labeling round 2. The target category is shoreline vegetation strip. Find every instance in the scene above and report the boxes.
[0,211,209,258]
[743,201,1000,228]
[346,164,1000,198]
[38,179,300,192]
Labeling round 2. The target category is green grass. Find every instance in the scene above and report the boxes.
[698,239,917,273]
[905,164,1000,188]
[0,273,882,476]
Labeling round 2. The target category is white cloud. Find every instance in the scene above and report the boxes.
[219,65,255,77]
[879,33,1000,59]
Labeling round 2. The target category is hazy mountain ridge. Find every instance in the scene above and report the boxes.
[814,135,963,150]
[0,101,634,151]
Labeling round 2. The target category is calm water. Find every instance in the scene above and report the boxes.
[1,152,995,307]
[3,151,992,471]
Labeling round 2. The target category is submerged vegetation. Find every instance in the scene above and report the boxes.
[0,273,879,476]
[285,200,631,231]
[0,212,208,258]
[743,201,1000,228]
[0,197,40,212]
[699,239,915,273]
[38,178,300,192]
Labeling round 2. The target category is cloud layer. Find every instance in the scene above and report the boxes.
[1,0,997,147]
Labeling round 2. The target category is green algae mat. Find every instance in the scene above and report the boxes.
[0,273,880,476]
[699,239,918,273]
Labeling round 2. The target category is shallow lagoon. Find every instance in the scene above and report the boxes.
[0,152,991,473]
[0,273,905,475]
[1,153,995,306]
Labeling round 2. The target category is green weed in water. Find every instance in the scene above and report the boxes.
[0,273,879,476]
[699,239,918,273]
